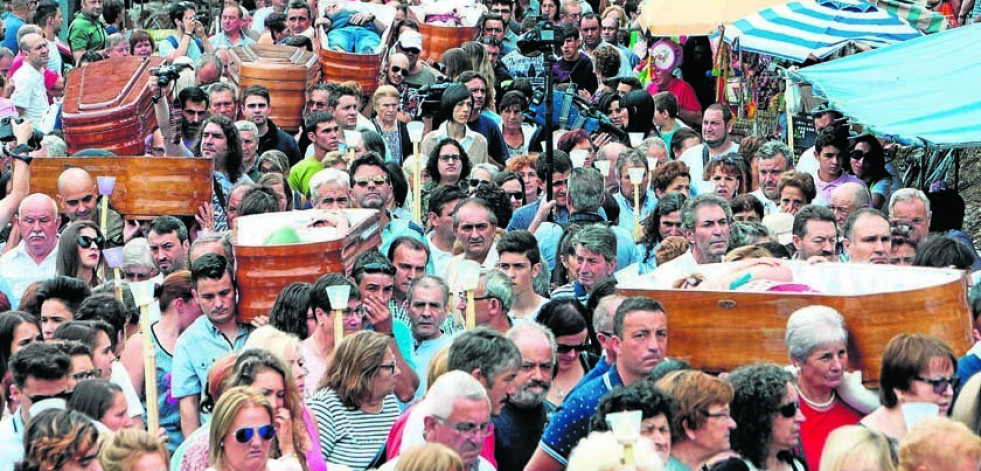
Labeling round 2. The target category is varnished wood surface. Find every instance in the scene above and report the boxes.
[233,209,383,322]
[29,156,214,217]
[416,23,477,63]
[62,56,164,155]
[618,266,972,385]
[228,44,320,133]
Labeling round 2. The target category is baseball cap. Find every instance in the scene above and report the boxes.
[397,30,423,51]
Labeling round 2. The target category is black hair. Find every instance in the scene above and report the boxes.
[590,381,676,433]
[813,126,847,155]
[387,236,431,265]
[755,241,792,259]
[67,379,124,424]
[493,171,526,206]
[193,114,244,183]
[148,215,189,243]
[536,149,572,175]
[926,188,965,232]
[351,251,396,284]
[438,83,473,122]
[74,294,126,347]
[241,84,271,106]
[612,297,664,338]
[639,192,687,262]
[428,185,469,217]
[10,341,71,388]
[282,35,313,51]
[190,253,233,287]
[496,230,541,266]
[472,182,512,230]
[177,86,209,110]
[728,363,795,469]
[35,1,60,27]
[426,138,472,185]
[562,22,579,40]
[268,283,313,340]
[347,152,388,187]
[537,298,587,337]
[385,161,409,208]
[622,90,654,135]
[363,130,387,157]
[0,311,39,380]
[35,276,92,316]
[168,1,195,27]
[327,85,358,110]
[304,110,336,132]
[309,273,360,313]
[731,194,764,222]
[912,234,977,270]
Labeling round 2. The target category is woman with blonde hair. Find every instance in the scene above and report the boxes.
[207,386,299,471]
[394,443,464,471]
[819,426,897,471]
[99,428,170,471]
[372,85,412,164]
[309,331,401,471]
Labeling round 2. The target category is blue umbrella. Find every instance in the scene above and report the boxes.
[721,0,923,62]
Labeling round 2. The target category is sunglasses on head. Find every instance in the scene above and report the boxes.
[390,65,408,76]
[234,424,276,443]
[556,343,590,354]
[914,375,959,395]
[775,401,800,418]
[77,235,104,249]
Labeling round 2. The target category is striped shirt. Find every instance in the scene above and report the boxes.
[307,389,400,471]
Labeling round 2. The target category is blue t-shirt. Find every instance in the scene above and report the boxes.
[539,367,623,464]
[1,13,25,53]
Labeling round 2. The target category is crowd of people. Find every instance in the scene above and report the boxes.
[0,0,979,469]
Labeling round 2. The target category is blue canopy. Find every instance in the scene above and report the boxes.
[795,23,981,148]
[723,0,922,63]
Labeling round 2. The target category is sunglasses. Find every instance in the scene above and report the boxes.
[402,47,421,55]
[506,191,523,201]
[775,401,800,418]
[234,424,276,443]
[850,150,869,160]
[468,178,490,188]
[390,65,408,76]
[77,235,105,249]
[556,343,590,354]
[354,175,390,187]
[28,389,74,404]
[914,375,959,394]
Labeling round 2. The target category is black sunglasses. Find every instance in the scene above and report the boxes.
[775,401,800,418]
[850,150,869,160]
[468,178,490,188]
[556,343,590,354]
[77,235,105,249]
[28,389,74,404]
[914,375,959,395]
[390,65,408,76]
[234,424,276,443]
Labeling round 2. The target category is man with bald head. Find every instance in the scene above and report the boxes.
[828,182,870,231]
[11,32,50,122]
[56,167,125,247]
[0,194,60,307]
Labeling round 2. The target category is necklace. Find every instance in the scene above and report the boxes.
[798,385,836,409]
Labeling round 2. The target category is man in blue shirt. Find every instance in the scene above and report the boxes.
[173,253,252,438]
[508,150,573,231]
[525,297,669,471]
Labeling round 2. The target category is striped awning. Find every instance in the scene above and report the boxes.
[876,0,949,34]
[722,0,924,62]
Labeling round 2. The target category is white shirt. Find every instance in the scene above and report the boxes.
[110,361,145,418]
[679,141,740,194]
[10,63,49,122]
[0,241,57,308]
[750,188,779,215]
[797,146,819,177]
[46,40,63,74]
[251,7,275,34]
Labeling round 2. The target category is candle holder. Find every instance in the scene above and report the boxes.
[407,121,425,225]
[594,160,611,181]
[344,130,362,158]
[569,149,588,168]
[457,261,481,330]
[130,279,159,432]
[647,157,659,180]
[627,167,646,240]
[605,410,642,467]
[628,132,644,148]
[325,285,351,351]
[103,247,125,302]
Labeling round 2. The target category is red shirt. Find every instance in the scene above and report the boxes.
[799,398,864,471]
[645,78,702,114]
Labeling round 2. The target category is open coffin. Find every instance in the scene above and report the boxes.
[616,261,972,385]
[408,0,483,62]
[317,1,397,96]
[233,208,382,322]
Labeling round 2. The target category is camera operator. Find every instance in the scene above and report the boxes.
[160,2,214,62]
[148,71,201,157]
[0,118,34,229]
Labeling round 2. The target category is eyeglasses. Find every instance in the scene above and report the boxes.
[318,196,349,206]
[402,47,421,55]
[339,305,367,318]
[705,408,732,420]
[438,154,462,163]
[468,178,490,188]
[850,150,868,160]
[71,369,103,382]
[233,425,276,443]
[375,362,397,373]
[556,343,590,354]
[390,65,408,76]
[28,389,74,404]
[914,375,959,394]
[64,194,95,207]
[775,401,800,418]
[354,175,390,187]
[434,415,492,438]
[77,235,105,249]
[472,295,497,303]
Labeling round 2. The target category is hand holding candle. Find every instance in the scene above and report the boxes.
[457,260,481,330]
[131,279,159,432]
[407,121,425,225]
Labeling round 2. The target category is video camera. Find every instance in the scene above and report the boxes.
[517,17,565,56]
[411,76,455,119]
[526,87,627,143]
[151,64,191,88]
[0,117,42,149]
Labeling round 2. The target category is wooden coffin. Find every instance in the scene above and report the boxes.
[233,208,383,322]
[62,56,163,155]
[617,262,972,385]
[409,2,482,63]
[317,2,396,96]
[29,156,214,217]
[228,44,320,133]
